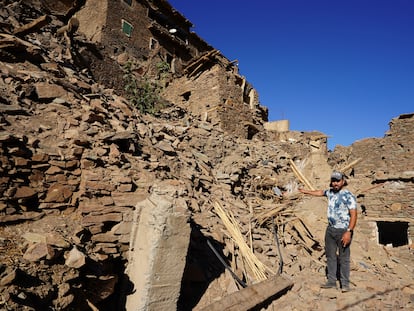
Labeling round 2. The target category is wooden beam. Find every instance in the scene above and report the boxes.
[198,275,293,311]
[13,15,50,36]
[289,160,315,190]
[339,158,362,174]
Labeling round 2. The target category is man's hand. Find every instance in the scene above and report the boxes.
[341,231,352,247]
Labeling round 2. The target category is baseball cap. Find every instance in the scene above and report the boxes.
[331,171,344,181]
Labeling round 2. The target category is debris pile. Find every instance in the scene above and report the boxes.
[0,1,413,310]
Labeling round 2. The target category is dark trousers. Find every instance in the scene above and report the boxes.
[325,226,351,288]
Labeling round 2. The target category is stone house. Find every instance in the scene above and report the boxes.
[76,0,211,75]
[74,0,268,138]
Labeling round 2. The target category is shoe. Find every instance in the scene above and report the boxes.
[341,287,351,292]
[320,282,336,289]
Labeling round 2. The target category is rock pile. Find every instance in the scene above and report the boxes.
[0,1,413,310]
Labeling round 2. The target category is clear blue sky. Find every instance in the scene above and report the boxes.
[168,0,414,150]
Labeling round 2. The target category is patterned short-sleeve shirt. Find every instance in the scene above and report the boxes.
[324,188,357,229]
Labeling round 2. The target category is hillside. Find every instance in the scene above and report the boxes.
[0,1,413,310]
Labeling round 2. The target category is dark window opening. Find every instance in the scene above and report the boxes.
[123,0,132,6]
[246,124,259,140]
[377,221,408,247]
[166,53,173,68]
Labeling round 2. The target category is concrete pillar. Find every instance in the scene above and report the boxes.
[126,181,191,311]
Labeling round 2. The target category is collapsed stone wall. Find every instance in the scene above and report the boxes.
[1,1,413,310]
[0,4,310,305]
[162,52,268,139]
[329,113,414,217]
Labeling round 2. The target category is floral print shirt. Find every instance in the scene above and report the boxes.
[324,189,357,229]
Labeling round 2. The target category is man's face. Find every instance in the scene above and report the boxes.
[331,178,344,192]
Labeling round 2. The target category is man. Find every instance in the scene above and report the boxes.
[299,171,357,292]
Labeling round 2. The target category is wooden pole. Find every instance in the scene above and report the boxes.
[289,160,315,190]
[339,158,362,174]
[198,275,294,311]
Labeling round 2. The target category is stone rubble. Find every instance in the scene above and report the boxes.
[0,1,413,310]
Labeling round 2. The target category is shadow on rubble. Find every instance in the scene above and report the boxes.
[178,221,240,311]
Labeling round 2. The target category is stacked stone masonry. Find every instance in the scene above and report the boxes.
[0,1,413,310]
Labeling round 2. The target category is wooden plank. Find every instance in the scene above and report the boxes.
[339,158,362,174]
[198,275,293,311]
[289,160,315,190]
[13,15,50,36]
